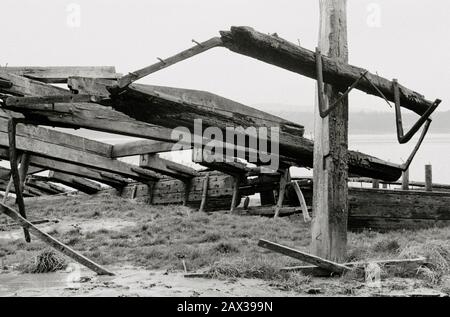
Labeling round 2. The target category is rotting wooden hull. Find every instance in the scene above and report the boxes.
[109,84,403,182]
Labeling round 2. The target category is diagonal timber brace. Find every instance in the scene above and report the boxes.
[8,118,31,242]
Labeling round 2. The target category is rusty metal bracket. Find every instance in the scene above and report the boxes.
[400,118,432,172]
[7,118,31,242]
[393,79,441,144]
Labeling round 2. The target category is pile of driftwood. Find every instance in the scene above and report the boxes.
[0,26,442,275]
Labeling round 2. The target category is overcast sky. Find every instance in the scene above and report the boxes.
[1,0,448,113]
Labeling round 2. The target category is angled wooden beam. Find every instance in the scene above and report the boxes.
[220,26,440,116]
[0,73,72,96]
[0,66,119,83]
[292,180,312,223]
[116,37,224,88]
[112,140,176,158]
[0,202,114,275]
[273,168,290,219]
[139,154,198,180]
[26,177,68,195]
[199,173,210,212]
[258,239,351,275]
[48,171,101,194]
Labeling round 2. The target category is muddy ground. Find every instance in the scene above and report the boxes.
[1,194,449,297]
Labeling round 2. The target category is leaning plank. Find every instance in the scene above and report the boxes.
[0,73,72,96]
[0,202,114,275]
[258,239,351,274]
[220,26,439,115]
[116,37,224,88]
[292,180,312,222]
[0,66,119,83]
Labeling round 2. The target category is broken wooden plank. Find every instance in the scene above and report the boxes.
[220,26,440,116]
[48,171,101,194]
[0,66,119,83]
[0,201,114,275]
[258,239,351,274]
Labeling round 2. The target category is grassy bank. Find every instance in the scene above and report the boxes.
[1,194,449,295]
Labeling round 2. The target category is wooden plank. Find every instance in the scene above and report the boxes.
[0,130,160,182]
[311,0,349,262]
[0,73,72,96]
[220,26,439,116]
[402,169,410,190]
[139,154,198,179]
[111,140,176,158]
[48,171,101,194]
[0,66,119,83]
[0,117,113,158]
[0,202,114,275]
[258,239,351,274]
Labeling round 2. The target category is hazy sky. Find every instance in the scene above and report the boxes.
[1,0,448,113]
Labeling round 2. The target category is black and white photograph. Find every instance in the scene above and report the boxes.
[0,0,449,301]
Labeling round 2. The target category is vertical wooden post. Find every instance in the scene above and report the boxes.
[311,0,349,262]
[230,176,240,213]
[425,165,433,192]
[402,169,410,191]
[199,173,210,212]
[372,179,380,189]
[382,183,388,189]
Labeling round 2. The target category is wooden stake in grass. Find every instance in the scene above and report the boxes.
[274,168,290,219]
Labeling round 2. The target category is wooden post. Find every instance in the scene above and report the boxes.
[425,165,433,192]
[229,176,240,213]
[199,173,210,212]
[402,169,410,191]
[372,179,380,189]
[382,183,388,189]
[274,168,290,219]
[311,0,349,262]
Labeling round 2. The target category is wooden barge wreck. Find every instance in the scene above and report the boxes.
[0,25,443,274]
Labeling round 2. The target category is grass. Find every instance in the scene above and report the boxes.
[1,193,450,295]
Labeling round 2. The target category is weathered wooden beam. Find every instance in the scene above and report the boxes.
[111,140,176,158]
[139,154,198,180]
[48,171,101,194]
[425,165,433,192]
[0,73,71,96]
[0,128,160,182]
[0,66,119,83]
[0,202,114,275]
[1,152,128,188]
[258,239,351,274]
[108,84,402,181]
[0,75,403,181]
[116,37,224,88]
[26,177,67,195]
[220,26,439,116]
